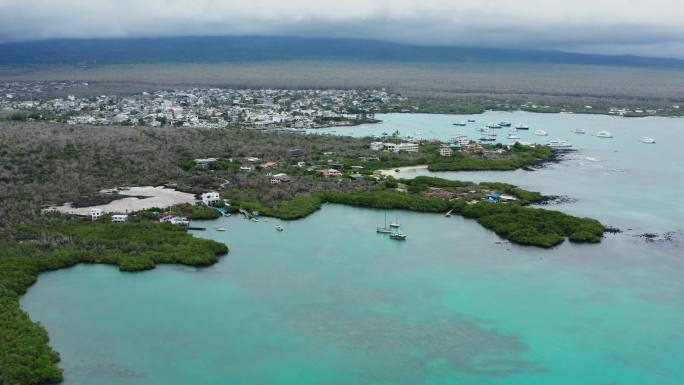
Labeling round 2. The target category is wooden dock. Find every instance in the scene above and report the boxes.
[238,208,254,219]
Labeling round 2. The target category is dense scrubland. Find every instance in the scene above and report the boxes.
[0,122,371,230]
[0,122,554,231]
[2,59,683,112]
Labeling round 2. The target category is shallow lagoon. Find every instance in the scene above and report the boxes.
[22,112,684,385]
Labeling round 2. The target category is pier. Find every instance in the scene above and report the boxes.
[238,208,254,219]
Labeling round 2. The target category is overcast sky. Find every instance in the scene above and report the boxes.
[1,0,683,58]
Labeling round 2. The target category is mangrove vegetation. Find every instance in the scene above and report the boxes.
[0,221,228,385]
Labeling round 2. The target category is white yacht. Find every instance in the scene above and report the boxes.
[573,128,586,134]
[596,131,613,138]
[534,129,548,136]
[641,137,656,144]
[548,139,572,148]
[390,231,407,240]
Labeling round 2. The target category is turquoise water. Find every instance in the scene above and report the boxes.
[21,112,684,384]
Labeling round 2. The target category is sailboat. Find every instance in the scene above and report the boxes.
[389,216,401,228]
[376,212,392,233]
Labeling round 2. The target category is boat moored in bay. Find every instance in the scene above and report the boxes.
[548,139,572,148]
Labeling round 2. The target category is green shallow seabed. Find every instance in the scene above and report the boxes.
[20,111,684,384]
[21,204,684,385]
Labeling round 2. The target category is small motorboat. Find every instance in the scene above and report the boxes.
[452,122,467,126]
[215,227,226,232]
[573,128,586,134]
[390,232,407,240]
[596,131,613,138]
[534,129,548,136]
[641,137,656,144]
[507,133,521,139]
[275,225,284,231]
[486,123,502,129]
[467,119,476,122]
[499,121,512,127]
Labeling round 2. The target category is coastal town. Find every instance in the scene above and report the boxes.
[0,83,404,128]
[3,82,682,129]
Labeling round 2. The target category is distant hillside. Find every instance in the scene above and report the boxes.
[1,36,683,69]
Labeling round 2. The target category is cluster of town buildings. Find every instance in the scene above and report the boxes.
[1,84,405,129]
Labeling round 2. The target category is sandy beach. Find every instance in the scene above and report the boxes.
[378,165,429,178]
[54,186,196,215]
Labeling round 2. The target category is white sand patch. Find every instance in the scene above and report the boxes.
[378,165,429,178]
[54,186,196,215]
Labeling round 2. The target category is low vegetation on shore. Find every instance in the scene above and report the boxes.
[224,176,604,248]
[0,121,607,384]
[0,220,228,385]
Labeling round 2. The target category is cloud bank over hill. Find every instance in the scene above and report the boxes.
[1,0,683,58]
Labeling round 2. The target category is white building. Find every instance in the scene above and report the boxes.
[455,137,470,148]
[171,217,189,226]
[270,173,291,184]
[90,208,103,221]
[394,142,420,152]
[201,192,220,206]
[194,158,218,169]
[370,142,384,151]
[439,145,453,157]
[112,214,129,223]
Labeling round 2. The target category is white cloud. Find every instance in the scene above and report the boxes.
[1,0,683,58]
